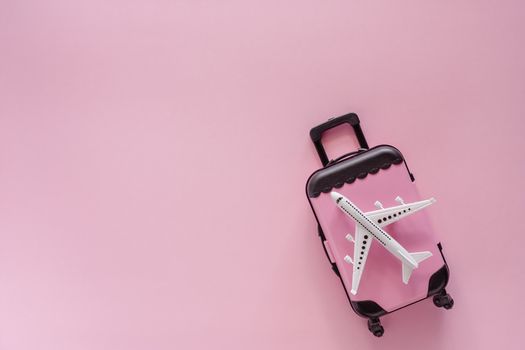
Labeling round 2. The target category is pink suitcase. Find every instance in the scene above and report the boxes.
[306,113,453,337]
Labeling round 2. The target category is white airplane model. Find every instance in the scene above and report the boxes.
[330,191,436,295]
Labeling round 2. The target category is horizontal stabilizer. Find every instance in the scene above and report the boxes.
[410,251,432,264]
[401,251,433,284]
[401,262,414,284]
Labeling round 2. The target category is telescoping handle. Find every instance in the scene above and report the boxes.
[309,113,369,166]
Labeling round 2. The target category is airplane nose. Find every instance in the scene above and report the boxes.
[330,191,342,202]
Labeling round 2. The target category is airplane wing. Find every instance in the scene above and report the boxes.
[344,224,373,295]
[364,198,436,228]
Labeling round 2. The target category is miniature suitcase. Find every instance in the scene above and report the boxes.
[306,113,453,337]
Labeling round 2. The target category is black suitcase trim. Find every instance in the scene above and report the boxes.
[307,145,414,198]
[427,243,450,297]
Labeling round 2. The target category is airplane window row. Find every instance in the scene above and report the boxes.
[377,208,410,224]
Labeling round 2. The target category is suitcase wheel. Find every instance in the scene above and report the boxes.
[433,289,454,310]
[367,318,384,337]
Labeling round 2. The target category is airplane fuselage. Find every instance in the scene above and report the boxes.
[334,196,419,269]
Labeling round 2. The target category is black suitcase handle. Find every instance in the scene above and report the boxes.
[310,113,369,166]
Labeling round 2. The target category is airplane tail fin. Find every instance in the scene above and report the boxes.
[401,251,433,284]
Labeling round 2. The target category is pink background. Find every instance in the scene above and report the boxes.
[1,1,524,349]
